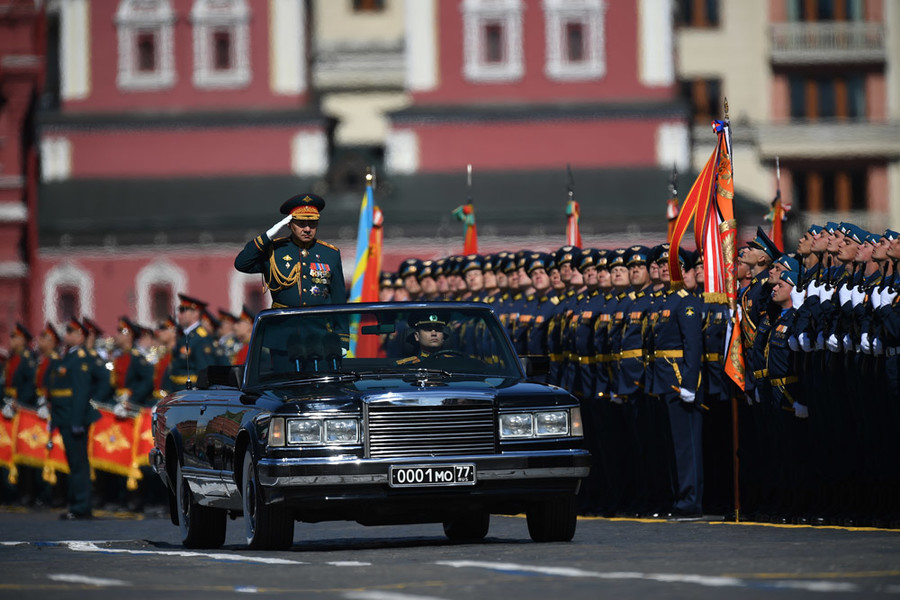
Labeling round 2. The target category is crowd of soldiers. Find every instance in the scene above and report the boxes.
[4,217,900,527]
[377,221,900,527]
[0,295,256,518]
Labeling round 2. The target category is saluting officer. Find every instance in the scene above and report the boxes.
[235,194,346,308]
[48,319,104,520]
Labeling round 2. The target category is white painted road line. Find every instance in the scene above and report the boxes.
[436,560,865,594]
[63,541,307,565]
[343,592,452,600]
[48,574,129,587]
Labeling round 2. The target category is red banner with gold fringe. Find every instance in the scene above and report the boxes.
[43,427,69,485]
[0,413,18,484]
[88,407,142,489]
[13,408,48,469]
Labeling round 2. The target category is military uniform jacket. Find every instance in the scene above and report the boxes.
[763,307,802,409]
[112,348,155,407]
[48,346,102,429]
[591,291,618,397]
[617,288,652,397]
[3,348,36,407]
[164,323,217,393]
[235,233,347,308]
[701,296,730,400]
[647,288,703,396]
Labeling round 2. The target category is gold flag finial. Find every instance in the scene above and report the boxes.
[724,97,730,120]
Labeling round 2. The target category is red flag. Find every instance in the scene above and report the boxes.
[566,199,582,247]
[13,408,48,470]
[89,407,142,490]
[0,412,18,484]
[43,427,69,485]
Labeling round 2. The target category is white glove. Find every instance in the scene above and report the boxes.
[679,388,696,403]
[793,402,809,419]
[815,331,825,350]
[873,337,884,355]
[265,215,292,239]
[842,334,853,351]
[37,405,50,420]
[113,402,129,419]
[837,284,852,306]
[788,336,800,352]
[115,391,131,404]
[36,395,47,407]
[826,333,841,352]
[851,286,866,307]
[820,285,835,302]
[609,394,624,405]
[807,281,821,298]
[872,291,883,309]
[1,402,14,419]
[799,332,813,352]
[883,289,898,306]
[860,332,871,354]
[790,286,806,308]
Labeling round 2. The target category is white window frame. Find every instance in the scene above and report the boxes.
[136,259,187,325]
[191,0,251,89]
[116,0,177,91]
[43,261,94,329]
[543,0,606,81]
[461,0,525,83]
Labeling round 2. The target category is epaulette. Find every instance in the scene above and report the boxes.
[550,296,560,305]
[513,293,523,301]
[627,291,636,300]
[88,349,98,357]
[77,349,86,358]
[527,294,535,301]
[196,327,209,337]
[396,356,419,365]
[318,240,339,251]
[272,235,291,244]
[677,289,689,297]
[23,349,32,359]
[131,348,142,356]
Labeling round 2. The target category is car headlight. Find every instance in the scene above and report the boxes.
[499,413,534,438]
[499,409,581,439]
[535,411,568,436]
[287,419,323,444]
[325,419,359,443]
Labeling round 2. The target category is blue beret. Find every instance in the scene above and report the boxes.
[775,254,800,273]
[781,269,800,287]
[808,224,823,235]
[884,229,900,241]
[824,222,839,234]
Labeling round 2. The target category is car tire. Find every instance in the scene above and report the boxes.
[443,512,490,542]
[242,448,294,550]
[175,460,227,549]
[526,494,577,543]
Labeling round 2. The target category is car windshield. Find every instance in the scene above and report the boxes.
[244,303,523,387]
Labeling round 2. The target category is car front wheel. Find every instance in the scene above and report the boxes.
[526,494,577,542]
[242,448,294,550]
[176,460,226,548]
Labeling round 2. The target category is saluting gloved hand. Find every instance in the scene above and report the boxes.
[679,388,696,404]
[788,336,800,352]
[790,286,806,308]
[851,286,866,307]
[860,332,872,354]
[873,337,884,355]
[837,283,852,306]
[826,333,841,352]
[265,215,292,239]
[793,402,809,419]
[798,332,813,352]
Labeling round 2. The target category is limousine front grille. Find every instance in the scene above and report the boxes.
[366,402,496,459]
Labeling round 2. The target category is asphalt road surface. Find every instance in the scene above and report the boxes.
[1,506,899,599]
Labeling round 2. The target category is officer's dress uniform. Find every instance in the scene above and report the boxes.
[164,321,217,394]
[2,339,36,503]
[235,234,346,309]
[647,286,703,516]
[48,344,103,518]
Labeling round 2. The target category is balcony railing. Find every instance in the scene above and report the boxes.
[770,22,885,64]
[757,121,900,160]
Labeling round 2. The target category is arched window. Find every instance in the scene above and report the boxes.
[543,0,606,81]
[191,0,251,89]
[43,262,94,329]
[136,260,187,325]
[116,0,176,91]
[229,270,263,315]
[461,0,525,83]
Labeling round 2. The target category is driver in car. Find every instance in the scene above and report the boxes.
[396,313,449,365]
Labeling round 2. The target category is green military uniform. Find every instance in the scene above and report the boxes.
[48,320,103,518]
[234,193,347,308]
[164,295,219,393]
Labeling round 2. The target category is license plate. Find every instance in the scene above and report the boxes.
[389,464,476,488]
